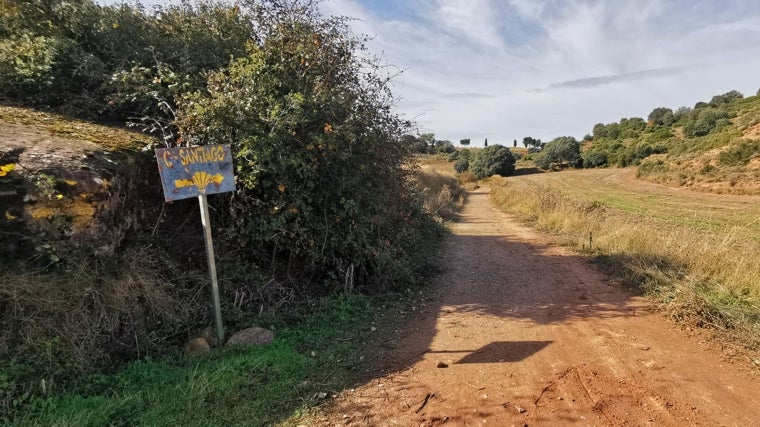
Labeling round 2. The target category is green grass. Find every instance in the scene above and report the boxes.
[7,292,415,426]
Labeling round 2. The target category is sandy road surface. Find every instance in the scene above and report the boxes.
[309,187,760,426]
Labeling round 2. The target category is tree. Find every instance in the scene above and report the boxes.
[513,139,517,147]
[419,133,436,152]
[484,137,488,147]
[647,107,674,127]
[592,123,607,139]
[435,140,455,154]
[684,108,731,137]
[522,136,541,148]
[673,106,691,122]
[709,90,743,107]
[534,136,581,170]
[469,145,515,178]
[605,122,621,139]
[459,138,470,146]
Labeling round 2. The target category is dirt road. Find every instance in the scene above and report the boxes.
[310,187,760,426]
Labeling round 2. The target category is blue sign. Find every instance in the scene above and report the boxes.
[155,144,235,201]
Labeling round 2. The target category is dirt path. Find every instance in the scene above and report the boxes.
[309,187,760,426]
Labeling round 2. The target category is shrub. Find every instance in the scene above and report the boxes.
[632,141,667,164]
[0,0,256,137]
[177,3,443,293]
[457,171,477,184]
[469,145,515,178]
[583,151,607,168]
[534,136,581,170]
[684,107,731,137]
[719,140,760,166]
[454,158,469,172]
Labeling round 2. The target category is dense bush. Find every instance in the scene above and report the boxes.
[454,157,469,172]
[469,145,515,178]
[583,151,608,168]
[177,4,442,292]
[684,107,732,137]
[1,0,444,293]
[535,136,581,170]
[0,0,255,140]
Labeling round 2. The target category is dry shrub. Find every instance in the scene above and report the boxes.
[417,171,466,220]
[0,247,203,391]
[456,171,479,190]
[489,176,760,350]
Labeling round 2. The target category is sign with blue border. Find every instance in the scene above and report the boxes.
[155,144,235,201]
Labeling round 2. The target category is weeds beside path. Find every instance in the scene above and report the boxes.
[303,186,760,426]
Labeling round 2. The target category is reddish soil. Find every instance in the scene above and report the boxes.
[306,188,760,426]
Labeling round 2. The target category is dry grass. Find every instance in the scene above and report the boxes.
[0,105,154,151]
[416,169,466,221]
[0,248,201,397]
[456,171,479,190]
[487,169,760,351]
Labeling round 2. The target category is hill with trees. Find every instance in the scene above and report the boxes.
[581,90,760,194]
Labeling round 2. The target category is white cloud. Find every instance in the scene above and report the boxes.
[433,0,504,50]
[319,0,760,144]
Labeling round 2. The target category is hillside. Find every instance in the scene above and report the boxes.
[581,91,760,194]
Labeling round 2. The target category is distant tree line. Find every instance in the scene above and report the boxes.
[402,133,456,154]
[444,88,755,175]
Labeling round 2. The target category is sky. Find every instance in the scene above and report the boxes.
[99,0,760,146]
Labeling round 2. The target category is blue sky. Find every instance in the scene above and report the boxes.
[99,1,760,145]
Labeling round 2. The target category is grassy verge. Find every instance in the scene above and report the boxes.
[6,290,428,426]
[487,170,760,353]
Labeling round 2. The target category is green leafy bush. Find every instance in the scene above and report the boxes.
[469,145,515,178]
[684,107,731,137]
[0,0,255,136]
[177,7,442,292]
[583,151,607,168]
[535,136,581,170]
[454,158,469,172]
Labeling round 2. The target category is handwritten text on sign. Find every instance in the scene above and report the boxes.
[155,144,235,201]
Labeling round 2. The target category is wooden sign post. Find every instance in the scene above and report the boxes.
[155,144,235,343]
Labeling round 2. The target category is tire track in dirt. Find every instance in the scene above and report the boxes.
[308,187,760,426]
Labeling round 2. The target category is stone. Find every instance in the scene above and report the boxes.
[226,327,274,347]
[184,337,211,354]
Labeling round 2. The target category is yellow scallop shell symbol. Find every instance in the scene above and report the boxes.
[174,171,224,193]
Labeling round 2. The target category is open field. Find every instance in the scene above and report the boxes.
[508,168,760,239]
[487,168,760,351]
